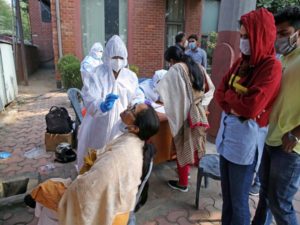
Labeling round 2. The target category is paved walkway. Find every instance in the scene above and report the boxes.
[0,92,76,179]
[0,70,299,225]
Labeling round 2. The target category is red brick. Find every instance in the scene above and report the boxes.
[28,0,53,63]
[3,164,23,173]
[177,217,197,225]
[155,216,175,225]
[32,158,49,168]
[167,210,188,223]
[7,155,24,164]
[21,165,37,173]
[50,0,203,79]
[18,159,36,167]
[142,222,157,225]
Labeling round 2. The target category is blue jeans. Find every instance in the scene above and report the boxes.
[252,173,261,187]
[220,154,257,225]
[252,145,300,225]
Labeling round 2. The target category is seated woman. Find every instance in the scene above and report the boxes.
[28,103,160,225]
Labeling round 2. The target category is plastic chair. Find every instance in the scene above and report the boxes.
[195,154,221,209]
[67,88,84,148]
[113,212,130,225]
[67,88,84,125]
[127,160,154,225]
[138,77,149,84]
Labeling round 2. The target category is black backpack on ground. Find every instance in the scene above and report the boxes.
[45,106,73,134]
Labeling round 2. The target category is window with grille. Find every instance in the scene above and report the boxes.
[40,0,51,23]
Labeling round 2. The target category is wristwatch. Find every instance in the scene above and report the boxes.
[288,131,300,143]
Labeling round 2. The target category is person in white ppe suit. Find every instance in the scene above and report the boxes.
[139,69,167,102]
[77,35,144,169]
[80,42,103,84]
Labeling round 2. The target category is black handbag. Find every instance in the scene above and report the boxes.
[45,106,73,134]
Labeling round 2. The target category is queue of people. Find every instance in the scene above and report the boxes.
[215,6,300,225]
[27,5,300,225]
[215,8,282,225]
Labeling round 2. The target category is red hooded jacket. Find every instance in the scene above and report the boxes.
[215,8,282,127]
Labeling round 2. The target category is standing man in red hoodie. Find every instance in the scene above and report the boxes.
[215,8,282,225]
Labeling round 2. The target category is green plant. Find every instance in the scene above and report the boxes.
[20,0,32,41]
[58,54,80,73]
[129,64,140,77]
[0,0,13,35]
[206,32,218,67]
[257,0,300,13]
[57,55,82,89]
[0,0,31,40]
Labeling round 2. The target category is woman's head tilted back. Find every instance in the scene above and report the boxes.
[135,104,160,141]
[164,46,204,91]
[120,103,160,140]
[120,103,160,212]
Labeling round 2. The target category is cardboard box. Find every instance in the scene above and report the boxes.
[45,132,73,152]
[150,112,175,164]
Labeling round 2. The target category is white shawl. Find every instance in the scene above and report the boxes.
[58,133,144,225]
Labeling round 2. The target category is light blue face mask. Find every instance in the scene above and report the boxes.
[189,42,196,50]
[119,121,129,133]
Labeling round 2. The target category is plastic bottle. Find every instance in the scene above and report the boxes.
[24,146,46,159]
[0,151,11,159]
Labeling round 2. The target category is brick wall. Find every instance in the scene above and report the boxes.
[185,0,203,41]
[128,0,203,77]
[28,0,53,66]
[50,0,82,81]
[128,0,166,77]
[50,0,202,80]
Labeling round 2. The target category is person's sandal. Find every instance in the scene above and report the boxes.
[249,184,260,196]
[167,180,188,192]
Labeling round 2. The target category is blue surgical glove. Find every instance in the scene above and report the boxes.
[105,93,119,101]
[99,94,119,113]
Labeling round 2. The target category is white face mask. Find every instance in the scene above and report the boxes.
[110,58,125,72]
[92,51,103,60]
[240,38,251,55]
[96,52,103,59]
[275,32,298,55]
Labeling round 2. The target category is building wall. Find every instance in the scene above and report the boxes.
[50,0,82,81]
[128,0,203,77]
[128,0,166,77]
[50,0,203,80]
[185,0,203,39]
[28,0,53,66]
[207,0,257,141]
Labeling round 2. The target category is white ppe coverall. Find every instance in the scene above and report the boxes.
[80,42,103,84]
[139,69,167,102]
[77,35,144,169]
